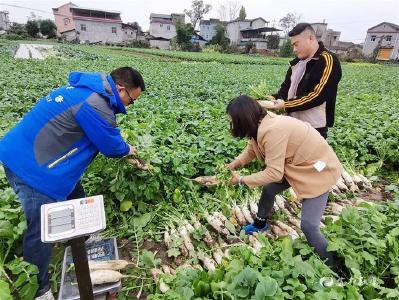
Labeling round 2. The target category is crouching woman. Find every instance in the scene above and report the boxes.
[226,95,342,267]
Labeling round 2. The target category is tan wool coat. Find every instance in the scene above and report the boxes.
[233,112,342,200]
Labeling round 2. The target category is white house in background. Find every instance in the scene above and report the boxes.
[0,10,10,31]
[199,18,226,41]
[362,22,399,60]
[53,2,124,43]
[226,17,281,50]
[310,23,341,49]
[148,13,185,49]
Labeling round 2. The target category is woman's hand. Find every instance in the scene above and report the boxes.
[230,171,241,185]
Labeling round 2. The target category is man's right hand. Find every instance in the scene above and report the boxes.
[128,144,138,156]
[257,100,276,109]
[266,95,276,101]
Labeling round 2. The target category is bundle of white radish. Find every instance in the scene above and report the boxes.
[241,205,254,224]
[192,217,215,246]
[179,226,195,253]
[90,269,123,285]
[233,205,247,226]
[342,170,359,192]
[275,221,299,239]
[198,252,216,271]
[205,213,229,236]
[248,235,262,253]
[88,259,132,271]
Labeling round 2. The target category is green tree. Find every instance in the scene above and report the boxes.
[279,12,301,36]
[175,21,194,51]
[25,20,39,38]
[7,23,27,35]
[40,19,57,38]
[266,35,280,50]
[279,39,293,57]
[184,0,212,29]
[208,24,230,51]
[238,6,246,20]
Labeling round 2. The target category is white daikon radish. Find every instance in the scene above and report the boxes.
[88,260,131,271]
[248,235,262,252]
[241,206,254,224]
[329,202,345,215]
[249,201,258,216]
[275,221,299,239]
[198,252,216,271]
[159,279,170,293]
[192,216,214,246]
[212,248,224,264]
[164,230,172,249]
[275,195,286,210]
[205,214,229,235]
[179,226,195,253]
[336,177,348,192]
[233,205,246,226]
[90,270,123,285]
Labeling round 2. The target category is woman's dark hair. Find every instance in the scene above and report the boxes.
[226,95,267,139]
[111,67,146,91]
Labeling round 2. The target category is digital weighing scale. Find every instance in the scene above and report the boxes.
[41,195,121,299]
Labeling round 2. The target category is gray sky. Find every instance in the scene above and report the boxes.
[1,0,398,42]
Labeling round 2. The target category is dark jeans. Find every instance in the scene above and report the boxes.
[257,180,334,266]
[4,166,85,296]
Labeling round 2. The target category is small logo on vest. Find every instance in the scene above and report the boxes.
[55,95,64,103]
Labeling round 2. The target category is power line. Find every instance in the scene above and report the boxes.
[0,3,54,16]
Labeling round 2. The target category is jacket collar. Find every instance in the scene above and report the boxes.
[289,41,326,66]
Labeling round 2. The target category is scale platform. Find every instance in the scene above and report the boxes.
[58,237,122,300]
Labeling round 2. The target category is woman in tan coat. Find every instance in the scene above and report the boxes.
[227,95,342,267]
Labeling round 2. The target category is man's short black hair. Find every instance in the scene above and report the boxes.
[110,67,145,91]
[288,23,316,37]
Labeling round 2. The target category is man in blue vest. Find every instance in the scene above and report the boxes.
[0,66,145,299]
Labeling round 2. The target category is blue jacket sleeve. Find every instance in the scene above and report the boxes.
[74,102,129,158]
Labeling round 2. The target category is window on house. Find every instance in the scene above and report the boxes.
[371,35,376,41]
[80,24,86,31]
[112,27,117,34]
[333,36,337,40]
[64,18,70,25]
[167,25,170,30]
[160,23,163,27]
[386,35,392,42]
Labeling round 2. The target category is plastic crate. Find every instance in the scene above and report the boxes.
[58,237,122,300]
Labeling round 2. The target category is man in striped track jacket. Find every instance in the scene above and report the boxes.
[263,23,342,139]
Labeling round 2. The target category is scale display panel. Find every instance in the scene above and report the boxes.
[41,195,106,243]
